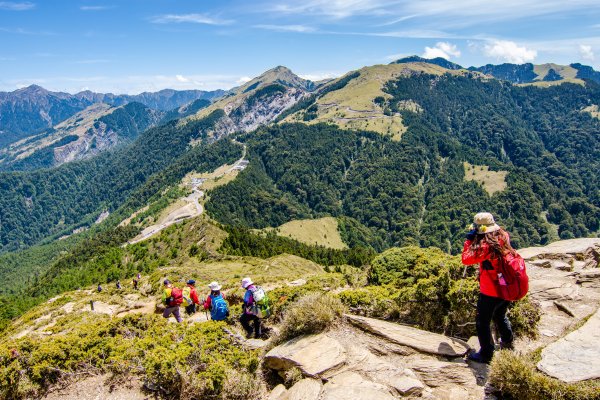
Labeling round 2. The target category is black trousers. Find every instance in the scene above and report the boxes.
[185,304,197,315]
[240,313,261,338]
[476,293,513,358]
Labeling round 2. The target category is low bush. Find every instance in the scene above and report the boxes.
[274,293,345,345]
[357,246,541,338]
[489,350,600,400]
[0,314,259,399]
[337,286,401,319]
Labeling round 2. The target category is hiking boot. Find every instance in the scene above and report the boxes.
[499,340,514,350]
[467,351,492,364]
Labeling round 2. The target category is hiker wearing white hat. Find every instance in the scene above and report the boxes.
[462,212,518,364]
[203,281,229,321]
[240,277,261,338]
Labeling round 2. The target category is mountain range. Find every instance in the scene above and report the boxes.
[0,85,224,148]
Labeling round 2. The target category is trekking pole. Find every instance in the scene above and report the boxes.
[457,265,468,295]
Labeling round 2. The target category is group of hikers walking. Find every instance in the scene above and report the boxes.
[98,211,525,360]
[161,276,270,339]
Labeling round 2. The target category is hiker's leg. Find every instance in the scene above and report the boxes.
[492,300,513,345]
[253,316,261,338]
[173,307,182,323]
[240,313,252,335]
[476,293,499,359]
[163,306,173,319]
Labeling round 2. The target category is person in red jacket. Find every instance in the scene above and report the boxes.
[462,212,515,363]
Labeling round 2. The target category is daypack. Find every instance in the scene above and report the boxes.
[250,286,271,319]
[182,287,193,306]
[167,287,184,306]
[209,294,229,321]
[495,252,529,301]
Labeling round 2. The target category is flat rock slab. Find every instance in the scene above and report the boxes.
[287,378,322,400]
[538,308,600,382]
[320,372,396,400]
[264,334,346,378]
[346,314,469,357]
[519,238,600,261]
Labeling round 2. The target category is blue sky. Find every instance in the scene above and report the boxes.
[1,0,600,93]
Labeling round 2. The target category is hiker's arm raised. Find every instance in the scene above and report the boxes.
[461,240,489,265]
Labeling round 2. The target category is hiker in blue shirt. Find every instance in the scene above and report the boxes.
[203,281,229,321]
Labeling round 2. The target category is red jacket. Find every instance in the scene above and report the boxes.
[461,235,510,298]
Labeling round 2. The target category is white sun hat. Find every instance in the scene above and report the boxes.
[241,277,253,289]
[208,281,221,291]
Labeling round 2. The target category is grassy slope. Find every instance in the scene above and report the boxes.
[282,62,478,140]
[463,162,508,195]
[261,217,348,250]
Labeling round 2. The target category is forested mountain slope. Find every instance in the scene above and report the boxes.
[0,67,314,253]
[0,110,240,253]
[207,73,600,253]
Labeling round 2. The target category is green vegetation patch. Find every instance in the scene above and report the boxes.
[342,246,540,338]
[272,292,345,346]
[489,350,600,400]
[0,313,260,400]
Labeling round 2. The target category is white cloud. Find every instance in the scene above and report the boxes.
[254,24,316,33]
[237,76,252,84]
[1,74,243,94]
[270,0,392,19]
[0,1,34,11]
[483,40,537,63]
[422,42,461,59]
[579,45,594,61]
[150,13,233,26]
[176,74,189,83]
[80,5,113,11]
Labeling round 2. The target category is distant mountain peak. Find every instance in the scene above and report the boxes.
[16,84,49,94]
[391,56,464,70]
[246,65,315,92]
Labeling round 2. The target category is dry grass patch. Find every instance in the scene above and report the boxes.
[262,217,348,250]
[274,293,345,345]
[582,104,600,119]
[463,162,508,195]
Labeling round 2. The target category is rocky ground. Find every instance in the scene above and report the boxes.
[263,238,600,399]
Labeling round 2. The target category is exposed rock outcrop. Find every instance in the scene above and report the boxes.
[537,308,600,382]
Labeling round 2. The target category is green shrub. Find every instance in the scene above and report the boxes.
[509,296,542,339]
[337,286,400,319]
[0,314,259,399]
[274,293,345,345]
[362,246,541,338]
[489,350,600,400]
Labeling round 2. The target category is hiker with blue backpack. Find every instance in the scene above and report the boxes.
[240,277,271,339]
[203,281,230,321]
[182,279,200,315]
[462,212,529,364]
